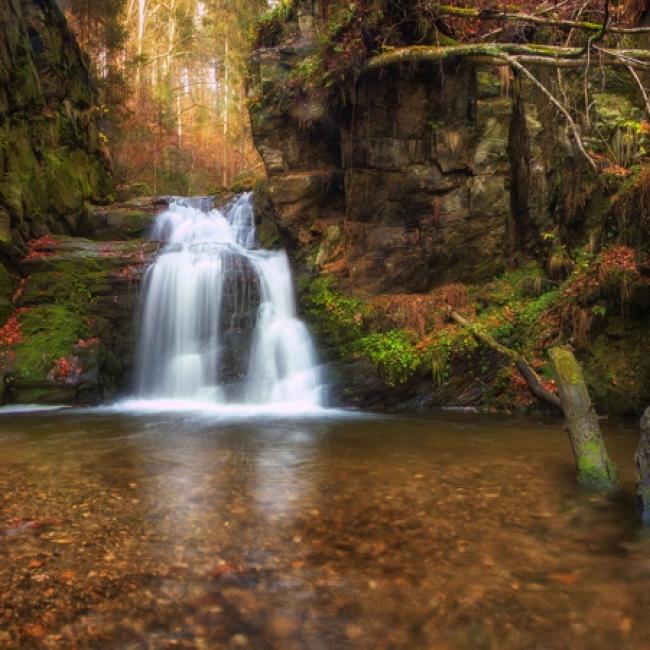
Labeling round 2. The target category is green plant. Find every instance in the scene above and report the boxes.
[353,330,421,386]
[299,275,366,349]
[255,0,295,48]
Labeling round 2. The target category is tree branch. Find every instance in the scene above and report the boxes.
[501,52,597,170]
[626,64,650,118]
[364,44,602,169]
[435,3,650,35]
[447,308,563,412]
[364,44,650,71]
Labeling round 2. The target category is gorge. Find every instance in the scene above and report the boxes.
[2,0,650,647]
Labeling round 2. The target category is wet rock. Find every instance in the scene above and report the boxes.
[0,236,157,405]
[86,198,166,241]
[636,407,650,524]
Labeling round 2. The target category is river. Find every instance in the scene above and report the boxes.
[1,408,648,648]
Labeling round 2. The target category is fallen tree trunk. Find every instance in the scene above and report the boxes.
[447,308,562,411]
[447,310,619,491]
[636,408,650,524]
[549,347,619,491]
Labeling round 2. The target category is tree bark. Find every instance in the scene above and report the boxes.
[222,38,230,187]
[636,408,650,523]
[549,347,619,491]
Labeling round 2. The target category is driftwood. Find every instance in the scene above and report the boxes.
[637,408,650,523]
[549,347,619,491]
[447,308,562,411]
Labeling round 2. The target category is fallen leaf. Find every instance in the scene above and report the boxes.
[549,571,579,585]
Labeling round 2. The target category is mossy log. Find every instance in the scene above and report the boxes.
[363,44,650,73]
[636,408,650,524]
[434,5,650,35]
[447,308,562,411]
[549,347,619,491]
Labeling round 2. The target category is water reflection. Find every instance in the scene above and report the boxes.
[0,411,649,648]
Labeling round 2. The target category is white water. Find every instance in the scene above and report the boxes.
[134,193,323,409]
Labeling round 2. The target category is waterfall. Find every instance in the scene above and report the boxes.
[134,193,323,409]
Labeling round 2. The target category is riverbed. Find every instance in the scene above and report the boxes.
[1,409,648,648]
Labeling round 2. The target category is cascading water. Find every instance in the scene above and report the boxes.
[133,193,323,409]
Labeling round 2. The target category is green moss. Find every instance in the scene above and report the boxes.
[298,275,366,351]
[116,181,152,201]
[298,275,425,385]
[13,305,89,381]
[352,330,422,386]
[41,148,99,216]
[256,219,283,249]
[0,123,41,220]
[255,0,295,48]
[0,263,14,326]
[21,257,113,307]
[576,440,619,490]
[550,347,583,385]
[583,318,650,415]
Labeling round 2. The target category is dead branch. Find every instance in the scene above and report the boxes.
[435,3,650,35]
[447,308,563,412]
[500,52,597,170]
[626,64,650,118]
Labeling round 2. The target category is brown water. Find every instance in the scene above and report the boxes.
[1,408,649,649]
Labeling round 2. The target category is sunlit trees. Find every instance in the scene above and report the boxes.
[64,0,268,194]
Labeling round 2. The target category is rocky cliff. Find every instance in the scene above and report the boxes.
[0,1,148,404]
[249,1,650,414]
[0,0,112,257]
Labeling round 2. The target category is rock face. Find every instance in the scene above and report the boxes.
[250,41,635,293]
[248,3,650,413]
[1,235,157,404]
[0,0,112,254]
[637,407,650,523]
[0,1,148,405]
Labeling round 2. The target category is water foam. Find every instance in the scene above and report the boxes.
[134,193,324,410]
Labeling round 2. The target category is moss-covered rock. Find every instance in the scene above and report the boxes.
[0,0,113,254]
[0,235,157,405]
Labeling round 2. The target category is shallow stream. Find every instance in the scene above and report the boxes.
[1,409,649,648]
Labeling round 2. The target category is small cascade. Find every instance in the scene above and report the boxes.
[135,193,323,408]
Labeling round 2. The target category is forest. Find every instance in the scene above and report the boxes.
[61,0,267,193]
[1,0,650,647]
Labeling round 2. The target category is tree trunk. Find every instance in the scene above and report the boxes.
[549,347,619,491]
[222,38,230,187]
[636,408,650,523]
[136,0,147,98]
